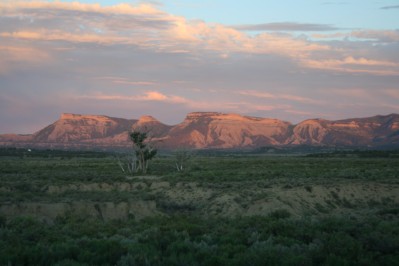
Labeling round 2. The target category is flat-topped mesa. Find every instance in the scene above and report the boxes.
[296,118,328,126]
[60,113,80,120]
[183,112,257,124]
[185,112,221,120]
[183,112,290,128]
[60,113,112,122]
[2,112,399,149]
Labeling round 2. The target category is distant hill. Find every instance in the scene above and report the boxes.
[1,112,398,150]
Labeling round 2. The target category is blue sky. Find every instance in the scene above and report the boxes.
[163,1,398,28]
[59,0,399,30]
[1,0,399,133]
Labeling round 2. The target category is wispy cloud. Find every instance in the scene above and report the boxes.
[313,29,399,42]
[79,91,188,104]
[0,45,51,73]
[0,2,163,15]
[380,5,399,10]
[238,90,323,105]
[331,88,373,99]
[234,22,340,32]
[302,56,399,76]
[77,91,269,114]
[238,90,275,99]
[93,77,157,86]
[350,30,399,42]
[383,89,399,100]
[0,1,398,133]
[0,1,329,58]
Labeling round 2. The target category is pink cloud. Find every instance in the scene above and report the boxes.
[140,91,168,101]
[333,88,369,97]
[238,90,323,105]
[302,56,399,76]
[0,31,138,45]
[0,1,330,58]
[78,91,189,104]
[0,1,162,16]
[313,30,399,43]
[351,30,399,42]
[238,90,275,99]
[383,89,399,100]
[93,76,157,86]
[0,45,51,73]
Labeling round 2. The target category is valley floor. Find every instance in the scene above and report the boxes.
[0,149,398,265]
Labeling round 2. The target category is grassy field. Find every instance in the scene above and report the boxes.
[0,148,398,265]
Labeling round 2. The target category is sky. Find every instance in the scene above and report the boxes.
[1,0,399,133]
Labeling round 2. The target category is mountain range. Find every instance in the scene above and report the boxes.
[1,112,399,150]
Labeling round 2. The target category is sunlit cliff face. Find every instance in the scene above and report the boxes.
[1,112,398,149]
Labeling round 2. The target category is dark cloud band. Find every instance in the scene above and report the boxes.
[233,22,340,32]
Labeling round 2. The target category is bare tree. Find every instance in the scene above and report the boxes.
[116,153,137,174]
[174,149,192,172]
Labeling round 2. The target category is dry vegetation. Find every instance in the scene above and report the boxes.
[0,148,398,265]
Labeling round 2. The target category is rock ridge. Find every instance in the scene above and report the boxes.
[1,112,398,149]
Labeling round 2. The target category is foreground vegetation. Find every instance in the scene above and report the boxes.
[1,211,398,265]
[0,148,398,265]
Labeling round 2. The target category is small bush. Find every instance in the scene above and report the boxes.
[268,209,291,219]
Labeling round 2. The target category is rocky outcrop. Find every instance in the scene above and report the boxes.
[166,112,292,148]
[1,112,398,149]
[32,113,137,143]
[287,114,399,146]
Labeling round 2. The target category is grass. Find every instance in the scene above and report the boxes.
[1,148,399,203]
[0,148,399,265]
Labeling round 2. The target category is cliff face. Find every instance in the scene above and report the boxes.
[288,114,399,146]
[1,112,398,149]
[166,112,292,148]
[32,113,137,143]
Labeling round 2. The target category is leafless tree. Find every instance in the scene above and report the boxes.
[116,153,137,174]
[174,148,193,172]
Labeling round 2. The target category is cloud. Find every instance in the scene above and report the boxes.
[0,30,145,45]
[253,104,291,111]
[238,90,275,99]
[79,91,188,104]
[238,90,323,105]
[350,30,399,42]
[93,76,157,86]
[0,2,163,16]
[313,29,399,43]
[302,56,399,76]
[0,1,330,58]
[331,88,373,99]
[234,22,340,32]
[383,89,399,99]
[77,90,294,115]
[0,1,398,133]
[380,5,399,10]
[0,45,51,73]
